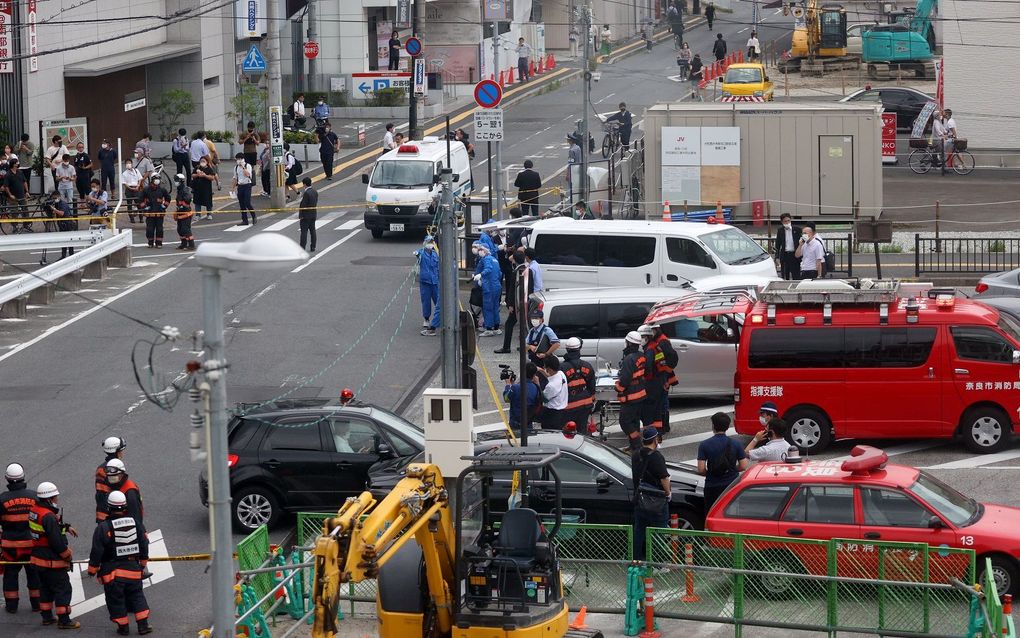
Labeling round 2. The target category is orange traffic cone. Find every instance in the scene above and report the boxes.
[529,60,536,77]
[739,50,745,63]
[507,66,515,85]
[548,53,556,69]
[489,73,495,82]
[662,201,671,222]
[536,56,545,74]
[498,69,505,87]
[569,605,589,630]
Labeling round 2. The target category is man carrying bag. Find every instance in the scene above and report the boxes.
[632,427,670,561]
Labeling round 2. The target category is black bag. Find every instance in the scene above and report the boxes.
[290,154,303,176]
[816,237,835,274]
[634,451,669,515]
[469,284,483,308]
[286,103,295,119]
[707,440,736,478]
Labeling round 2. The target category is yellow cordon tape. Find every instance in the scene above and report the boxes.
[0,553,213,566]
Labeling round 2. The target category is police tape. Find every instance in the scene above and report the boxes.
[0,553,214,565]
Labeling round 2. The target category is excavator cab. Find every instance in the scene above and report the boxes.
[819,5,848,52]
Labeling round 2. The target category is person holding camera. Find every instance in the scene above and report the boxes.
[744,402,790,463]
[503,363,540,432]
[43,191,76,260]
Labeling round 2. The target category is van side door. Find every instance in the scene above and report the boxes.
[594,235,657,287]
[532,233,597,289]
[598,301,658,368]
[662,237,717,287]
[947,325,1020,436]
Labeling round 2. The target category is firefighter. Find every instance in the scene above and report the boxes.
[616,331,649,451]
[172,173,195,250]
[29,482,79,629]
[0,463,40,613]
[640,322,679,435]
[101,461,143,524]
[96,437,126,523]
[88,491,151,635]
[560,337,596,433]
[139,177,169,248]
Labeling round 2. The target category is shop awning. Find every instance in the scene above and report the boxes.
[63,42,201,77]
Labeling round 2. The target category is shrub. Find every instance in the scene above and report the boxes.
[283,130,318,145]
[989,240,1006,253]
[204,130,235,143]
[369,87,406,107]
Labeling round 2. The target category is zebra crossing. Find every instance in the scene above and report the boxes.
[222,212,361,233]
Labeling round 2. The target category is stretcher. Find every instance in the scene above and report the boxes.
[593,368,620,441]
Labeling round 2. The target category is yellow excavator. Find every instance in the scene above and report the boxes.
[783,0,852,73]
[310,446,603,638]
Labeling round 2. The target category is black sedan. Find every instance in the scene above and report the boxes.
[369,431,707,529]
[199,398,425,532]
[840,87,934,131]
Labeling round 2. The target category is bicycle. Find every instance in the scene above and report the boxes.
[151,161,173,185]
[908,140,975,176]
[621,173,642,220]
[0,195,57,235]
[601,121,621,159]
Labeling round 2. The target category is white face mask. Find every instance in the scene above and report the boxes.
[425,243,435,250]
[759,415,768,426]
[530,319,541,327]
[200,161,208,167]
[471,247,479,255]
[782,222,791,229]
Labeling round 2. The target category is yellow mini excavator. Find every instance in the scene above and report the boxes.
[310,446,603,638]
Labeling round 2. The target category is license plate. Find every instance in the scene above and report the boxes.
[389,224,405,232]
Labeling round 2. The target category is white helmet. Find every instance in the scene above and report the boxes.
[106,458,126,476]
[636,324,655,337]
[102,436,126,454]
[4,463,24,482]
[564,337,582,350]
[107,491,127,509]
[37,482,59,499]
[625,331,643,345]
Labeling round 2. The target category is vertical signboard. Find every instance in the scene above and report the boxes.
[413,58,426,96]
[0,1,12,74]
[881,113,897,164]
[661,127,701,204]
[269,106,284,164]
[396,0,412,29]
[28,0,38,72]
[235,0,266,39]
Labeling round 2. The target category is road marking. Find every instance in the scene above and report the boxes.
[335,219,361,231]
[832,440,943,462]
[290,230,361,273]
[314,212,341,229]
[738,27,749,33]
[661,427,736,450]
[921,447,1020,470]
[71,529,174,618]
[263,214,299,231]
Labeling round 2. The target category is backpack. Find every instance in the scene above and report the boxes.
[289,153,303,175]
[707,440,736,478]
[286,103,295,119]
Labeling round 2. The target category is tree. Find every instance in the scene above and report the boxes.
[229,84,268,134]
[152,89,196,141]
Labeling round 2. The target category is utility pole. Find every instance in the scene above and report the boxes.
[307,0,317,92]
[492,23,503,218]
[439,120,460,387]
[408,0,421,140]
[580,2,592,202]
[267,0,285,212]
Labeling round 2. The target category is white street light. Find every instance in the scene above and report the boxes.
[195,233,307,637]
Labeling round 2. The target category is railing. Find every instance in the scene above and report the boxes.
[753,233,854,277]
[915,235,1020,276]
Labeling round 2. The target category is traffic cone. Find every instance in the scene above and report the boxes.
[548,53,556,69]
[739,50,745,63]
[569,605,589,630]
[489,73,495,82]
[529,59,536,77]
[537,56,545,74]
[662,201,671,222]
[506,66,515,85]
[498,69,505,87]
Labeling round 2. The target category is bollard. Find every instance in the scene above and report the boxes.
[669,514,680,564]
[625,565,645,636]
[640,575,661,638]
[662,201,671,222]
[681,543,701,603]
[1003,595,1013,635]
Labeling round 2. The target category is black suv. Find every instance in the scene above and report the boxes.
[199,399,425,532]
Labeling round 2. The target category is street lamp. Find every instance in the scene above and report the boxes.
[195,233,308,637]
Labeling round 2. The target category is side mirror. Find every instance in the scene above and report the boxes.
[376,443,394,459]
[452,174,459,182]
[361,174,369,184]
[928,515,945,529]
[1013,350,1020,365]
[595,471,613,486]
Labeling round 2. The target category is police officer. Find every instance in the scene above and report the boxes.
[172,173,195,250]
[88,491,151,635]
[102,460,143,524]
[560,337,596,432]
[96,437,126,523]
[29,482,79,629]
[616,331,649,451]
[139,177,169,248]
[0,463,40,613]
[640,322,679,435]
[525,308,560,368]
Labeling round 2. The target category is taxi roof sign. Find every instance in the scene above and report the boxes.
[841,445,888,476]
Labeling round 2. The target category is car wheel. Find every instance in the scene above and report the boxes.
[981,555,1018,596]
[232,486,280,532]
[962,406,1012,453]
[785,407,833,454]
[748,551,808,599]
[669,506,704,531]
[370,228,384,239]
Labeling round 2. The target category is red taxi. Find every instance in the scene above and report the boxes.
[734,281,1020,454]
[706,446,1020,595]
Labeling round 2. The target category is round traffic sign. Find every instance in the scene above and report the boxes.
[303,41,319,59]
[473,79,503,109]
[405,37,422,57]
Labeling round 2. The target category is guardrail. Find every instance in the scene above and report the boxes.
[915,235,1020,276]
[0,228,132,318]
[0,227,114,254]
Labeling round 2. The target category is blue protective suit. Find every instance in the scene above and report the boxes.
[478,253,502,330]
[415,247,440,328]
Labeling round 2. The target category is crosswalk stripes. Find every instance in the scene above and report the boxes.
[224,212,344,233]
[335,219,361,231]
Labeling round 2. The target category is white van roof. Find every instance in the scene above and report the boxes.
[379,136,463,162]
[529,218,739,238]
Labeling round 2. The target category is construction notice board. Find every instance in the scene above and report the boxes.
[661,126,740,205]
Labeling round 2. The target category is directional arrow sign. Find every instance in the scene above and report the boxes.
[242,44,267,74]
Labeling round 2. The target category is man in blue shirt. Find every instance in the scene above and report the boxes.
[524,248,543,292]
[414,236,440,336]
[697,412,748,512]
[313,99,330,124]
[504,363,540,431]
[525,308,559,367]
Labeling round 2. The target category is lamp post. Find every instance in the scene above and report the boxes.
[195,234,308,637]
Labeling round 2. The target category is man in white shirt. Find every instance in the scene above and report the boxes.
[942,108,958,159]
[121,161,143,223]
[795,224,825,279]
[746,31,761,60]
[517,38,532,82]
[333,421,358,454]
[189,133,211,169]
[538,355,569,430]
[382,122,396,155]
[292,94,307,129]
[744,402,790,463]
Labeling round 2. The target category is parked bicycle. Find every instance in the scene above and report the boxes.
[151,161,174,185]
[0,195,58,235]
[621,174,642,220]
[908,139,975,176]
[601,121,621,159]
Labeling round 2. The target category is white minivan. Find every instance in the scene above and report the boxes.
[362,136,473,239]
[525,219,777,290]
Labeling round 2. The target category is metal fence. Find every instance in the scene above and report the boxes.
[235,524,275,611]
[752,233,854,277]
[915,235,1020,276]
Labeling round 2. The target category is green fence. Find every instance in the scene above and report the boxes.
[235,524,275,610]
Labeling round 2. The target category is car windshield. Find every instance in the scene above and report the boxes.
[370,160,434,188]
[369,408,425,444]
[725,68,762,84]
[701,228,770,265]
[996,313,1020,345]
[578,438,633,477]
[911,472,980,526]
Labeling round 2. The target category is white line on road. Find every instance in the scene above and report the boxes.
[921,447,1020,470]
[290,230,361,273]
[314,212,342,229]
[335,219,361,231]
[833,440,943,462]
[738,27,749,33]
[263,214,299,231]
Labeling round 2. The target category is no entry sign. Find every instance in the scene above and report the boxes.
[473,79,502,109]
[303,41,319,60]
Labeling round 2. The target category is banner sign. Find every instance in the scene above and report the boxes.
[28,0,38,72]
[881,113,897,164]
[0,1,12,74]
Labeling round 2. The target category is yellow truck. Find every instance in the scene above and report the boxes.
[720,63,774,101]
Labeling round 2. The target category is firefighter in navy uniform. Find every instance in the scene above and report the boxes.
[101,460,143,524]
[0,463,41,613]
[616,331,649,451]
[88,491,151,635]
[29,481,79,629]
[96,437,126,523]
[640,322,679,435]
[560,337,596,432]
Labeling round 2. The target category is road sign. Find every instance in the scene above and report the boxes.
[473,79,502,109]
[242,44,267,74]
[269,105,284,164]
[304,41,319,60]
[413,58,426,96]
[473,108,504,142]
[405,37,422,57]
[352,72,411,96]
[246,0,257,34]
[881,113,897,164]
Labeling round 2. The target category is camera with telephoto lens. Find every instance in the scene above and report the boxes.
[498,364,517,384]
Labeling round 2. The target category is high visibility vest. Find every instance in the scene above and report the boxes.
[615,352,648,404]
[563,359,596,410]
[649,334,679,387]
[29,505,71,569]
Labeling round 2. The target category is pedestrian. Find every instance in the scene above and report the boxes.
[29,481,79,630]
[203,132,221,191]
[745,412,790,463]
[4,158,30,230]
[173,173,195,250]
[101,460,143,524]
[524,247,543,292]
[569,26,579,58]
[291,94,307,129]
[16,134,34,191]
[382,123,396,155]
[525,308,560,366]
[713,32,727,61]
[746,30,761,60]
[689,53,704,101]
[135,133,153,159]
[172,128,191,186]
[642,18,655,52]
[239,121,259,170]
[677,42,693,79]
[85,178,109,224]
[95,437,126,524]
[705,1,716,30]
[42,191,76,260]
[697,412,748,511]
[795,223,825,279]
[298,176,318,252]
[139,176,169,248]
[474,243,503,335]
[133,148,154,190]
[565,134,582,201]
[616,331,649,451]
[517,37,532,82]
[191,156,216,221]
[560,337,596,432]
[284,143,302,200]
[0,463,41,614]
[318,121,340,181]
[494,245,530,354]
[258,135,272,197]
[641,322,679,435]
[605,102,634,150]
[600,24,613,55]
[43,135,69,195]
[73,142,93,200]
[513,159,542,215]
[773,212,802,280]
[189,131,211,193]
[88,491,152,635]
[232,152,256,225]
[572,199,595,220]
[537,355,568,429]
[414,235,440,335]
[632,426,670,560]
[388,30,402,70]
[54,153,76,205]
[393,132,405,146]
[504,362,541,431]
[121,158,143,223]
[454,128,475,159]
[669,1,685,47]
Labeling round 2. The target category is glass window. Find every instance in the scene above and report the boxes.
[853,90,882,103]
[723,485,794,520]
[602,302,654,339]
[262,421,323,451]
[861,488,932,528]
[552,456,599,483]
[700,228,770,266]
[370,160,434,188]
[783,486,856,525]
[534,234,596,266]
[329,418,382,454]
[997,313,1020,345]
[748,327,844,368]
[951,326,1015,363]
[843,327,937,368]
[549,304,600,340]
[910,472,979,527]
[369,407,425,437]
[228,418,261,450]
[666,237,715,269]
[597,236,656,268]
[387,433,419,456]
[724,67,762,84]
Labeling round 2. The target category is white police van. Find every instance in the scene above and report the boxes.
[362,136,473,239]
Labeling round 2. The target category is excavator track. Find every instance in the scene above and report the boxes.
[867,60,936,80]
[565,629,604,638]
[777,56,860,75]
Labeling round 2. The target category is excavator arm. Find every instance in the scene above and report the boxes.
[311,463,457,638]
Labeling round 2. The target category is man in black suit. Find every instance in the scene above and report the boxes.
[513,160,542,216]
[773,213,802,280]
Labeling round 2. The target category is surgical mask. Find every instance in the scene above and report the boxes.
[237,159,244,165]
[200,161,208,167]
[125,163,132,169]
[759,415,768,426]
[530,319,541,328]
[782,222,791,229]
[471,247,479,255]
[425,243,435,250]
[102,143,108,149]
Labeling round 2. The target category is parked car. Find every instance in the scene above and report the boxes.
[368,431,707,529]
[706,445,1020,595]
[720,63,774,101]
[199,398,425,532]
[845,23,877,57]
[840,87,934,131]
[975,269,1020,298]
